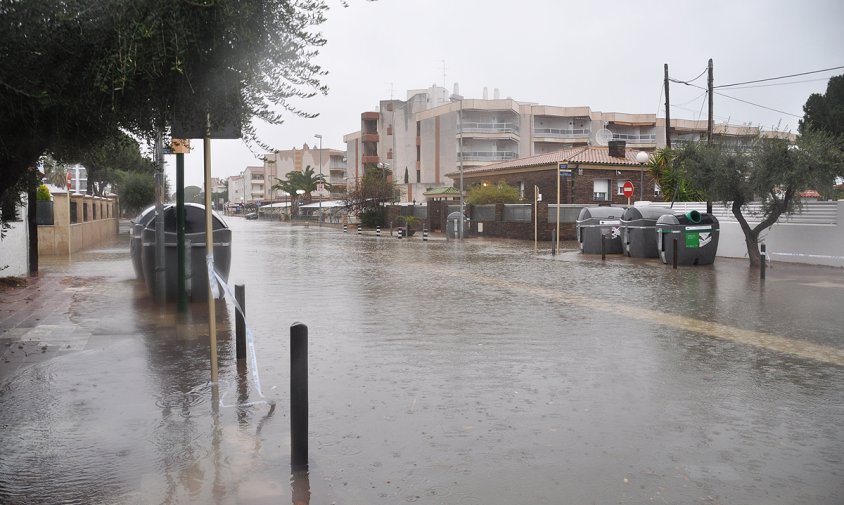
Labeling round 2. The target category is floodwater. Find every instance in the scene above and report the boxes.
[2,218,844,504]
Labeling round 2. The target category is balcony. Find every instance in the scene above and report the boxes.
[458,151,518,162]
[361,112,379,121]
[611,133,656,144]
[361,133,379,143]
[533,128,590,141]
[361,155,379,164]
[459,122,520,138]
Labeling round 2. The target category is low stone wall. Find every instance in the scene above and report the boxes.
[38,193,119,256]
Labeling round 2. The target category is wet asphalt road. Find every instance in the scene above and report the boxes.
[1,217,843,504]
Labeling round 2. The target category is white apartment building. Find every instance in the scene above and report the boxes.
[242,166,265,203]
[260,143,347,202]
[344,84,771,203]
[227,174,244,204]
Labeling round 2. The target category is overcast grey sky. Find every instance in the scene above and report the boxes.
[169,0,844,188]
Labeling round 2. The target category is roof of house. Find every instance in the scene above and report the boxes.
[423,186,462,196]
[446,146,649,178]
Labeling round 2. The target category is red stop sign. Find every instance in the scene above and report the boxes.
[622,181,635,198]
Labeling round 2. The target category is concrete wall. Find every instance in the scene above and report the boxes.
[0,194,29,277]
[38,193,119,256]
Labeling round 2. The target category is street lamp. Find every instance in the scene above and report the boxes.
[635,151,649,202]
[314,134,322,226]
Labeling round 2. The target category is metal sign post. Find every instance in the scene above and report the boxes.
[557,162,571,252]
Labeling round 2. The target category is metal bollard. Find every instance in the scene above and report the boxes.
[672,236,678,269]
[357,224,362,235]
[601,234,606,261]
[343,224,347,233]
[761,243,767,280]
[290,322,308,469]
[235,284,246,360]
[376,226,380,237]
[423,228,428,241]
[397,228,403,239]
[551,229,556,255]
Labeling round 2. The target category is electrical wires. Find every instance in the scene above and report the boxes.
[715,65,844,89]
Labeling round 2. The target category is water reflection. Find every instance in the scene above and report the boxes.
[2,220,844,504]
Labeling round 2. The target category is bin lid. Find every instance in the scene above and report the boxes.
[143,203,229,233]
[447,212,467,220]
[621,206,675,222]
[577,206,624,221]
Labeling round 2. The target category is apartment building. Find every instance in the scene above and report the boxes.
[260,143,347,202]
[242,166,265,203]
[227,174,244,204]
[344,84,770,203]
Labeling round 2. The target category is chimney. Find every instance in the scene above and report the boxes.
[608,140,626,158]
[483,87,488,100]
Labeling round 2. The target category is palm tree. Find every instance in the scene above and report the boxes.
[281,165,331,203]
[41,155,68,188]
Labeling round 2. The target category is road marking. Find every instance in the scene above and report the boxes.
[427,265,844,367]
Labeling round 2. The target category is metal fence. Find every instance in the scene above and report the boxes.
[473,205,496,221]
[647,201,838,225]
[503,204,531,222]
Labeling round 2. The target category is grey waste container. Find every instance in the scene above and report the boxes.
[576,207,624,254]
[655,210,720,266]
[130,205,159,280]
[446,212,467,239]
[620,206,676,258]
[141,203,232,301]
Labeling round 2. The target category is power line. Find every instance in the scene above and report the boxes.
[714,91,802,118]
[716,77,832,91]
[715,65,844,89]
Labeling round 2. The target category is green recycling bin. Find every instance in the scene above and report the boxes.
[655,210,719,266]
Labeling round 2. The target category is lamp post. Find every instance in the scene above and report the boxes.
[635,151,649,202]
[314,134,323,226]
[296,189,305,220]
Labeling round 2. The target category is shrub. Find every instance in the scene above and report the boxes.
[36,184,52,201]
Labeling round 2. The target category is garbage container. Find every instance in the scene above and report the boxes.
[576,207,624,254]
[620,206,676,258]
[446,212,467,239]
[655,210,720,266]
[130,205,159,280]
[141,203,232,301]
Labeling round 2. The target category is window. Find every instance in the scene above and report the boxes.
[654,183,662,197]
[593,179,610,201]
[617,180,626,196]
[517,181,525,200]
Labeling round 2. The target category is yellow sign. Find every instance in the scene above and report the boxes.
[170,138,191,154]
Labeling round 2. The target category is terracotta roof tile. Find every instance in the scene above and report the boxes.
[450,146,647,178]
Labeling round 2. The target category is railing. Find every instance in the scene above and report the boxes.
[473,205,496,221]
[533,128,590,138]
[458,151,518,162]
[503,204,531,222]
[647,201,838,225]
[460,122,520,134]
[612,133,656,143]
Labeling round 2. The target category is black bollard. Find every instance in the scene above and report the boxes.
[601,234,606,261]
[290,322,308,469]
[551,229,556,256]
[343,224,347,233]
[423,228,428,241]
[376,226,381,237]
[397,228,403,239]
[357,224,362,235]
[235,284,246,360]
[761,243,767,280]
[672,236,678,269]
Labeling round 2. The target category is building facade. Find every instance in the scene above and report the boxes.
[344,84,774,204]
[260,143,347,202]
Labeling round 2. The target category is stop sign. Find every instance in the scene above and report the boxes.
[622,181,635,198]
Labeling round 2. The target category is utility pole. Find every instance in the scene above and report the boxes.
[706,58,714,215]
[664,63,671,149]
[707,58,714,145]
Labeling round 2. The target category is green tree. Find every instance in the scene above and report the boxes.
[120,171,156,216]
[466,181,520,204]
[647,148,705,202]
[279,165,330,203]
[2,0,334,227]
[678,129,843,267]
[799,74,844,137]
[70,131,156,196]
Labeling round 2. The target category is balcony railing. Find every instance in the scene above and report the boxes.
[458,151,518,162]
[611,133,656,143]
[361,155,379,164]
[361,133,379,143]
[460,122,520,135]
[533,128,590,139]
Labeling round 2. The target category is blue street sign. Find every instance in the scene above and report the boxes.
[558,162,572,177]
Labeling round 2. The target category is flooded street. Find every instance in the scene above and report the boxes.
[2,217,844,504]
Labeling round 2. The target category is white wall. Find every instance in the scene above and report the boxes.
[0,194,29,277]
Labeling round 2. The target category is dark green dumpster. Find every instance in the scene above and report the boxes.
[655,210,720,266]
